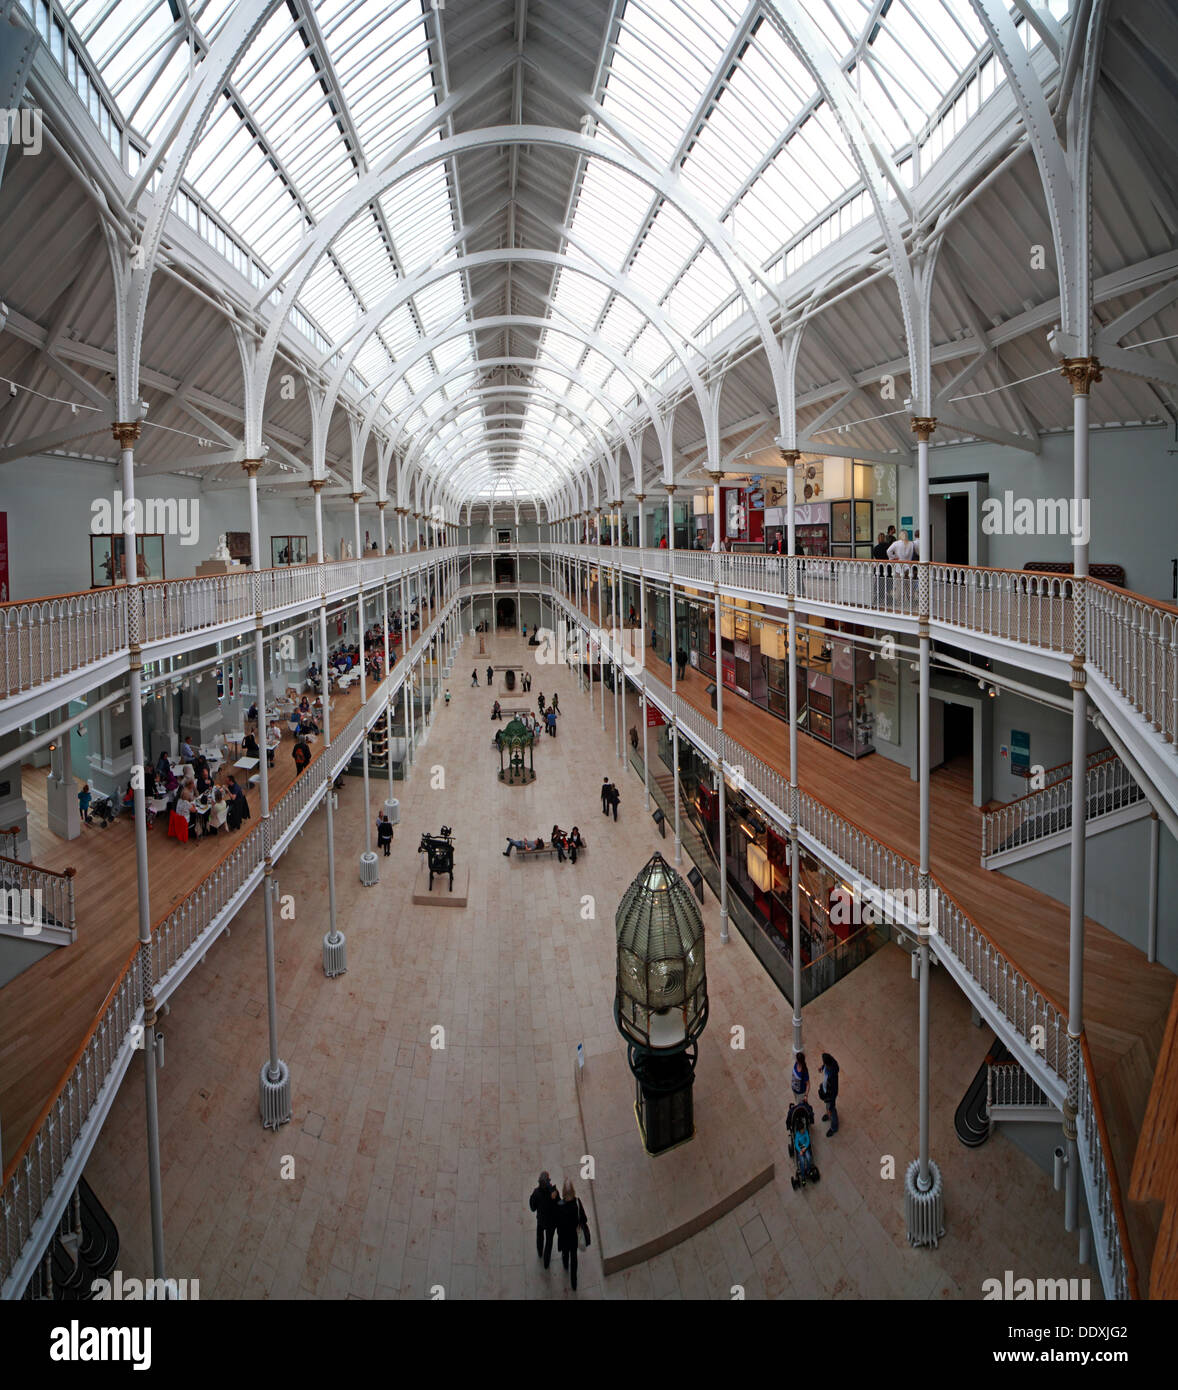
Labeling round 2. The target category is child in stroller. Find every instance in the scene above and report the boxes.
[787,1098,820,1190]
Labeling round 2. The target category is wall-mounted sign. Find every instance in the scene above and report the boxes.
[1010,729,1030,775]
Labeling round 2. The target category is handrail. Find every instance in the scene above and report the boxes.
[1079,1033,1139,1301]
[997,748,1116,809]
[981,752,1145,860]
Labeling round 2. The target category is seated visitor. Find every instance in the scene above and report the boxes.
[503,834,544,857]
[567,827,584,864]
[550,825,567,862]
[179,736,196,761]
[492,700,502,721]
[242,731,261,759]
[247,701,258,722]
[207,788,228,834]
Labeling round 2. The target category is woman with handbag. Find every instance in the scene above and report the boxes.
[556,1179,591,1291]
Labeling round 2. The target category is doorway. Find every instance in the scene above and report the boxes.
[935,701,974,797]
[496,596,516,630]
[945,494,970,564]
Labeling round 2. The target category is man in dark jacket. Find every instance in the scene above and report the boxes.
[556,1181,591,1291]
[819,1051,840,1136]
[529,1172,559,1268]
[607,782,619,821]
[601,776,611,815]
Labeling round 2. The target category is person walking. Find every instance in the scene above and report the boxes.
[292,737,311,775]
[819,1051,840,1136]
[78,782,92,824]
[676,646,688,680]
[377,811,393,857]
[791,1049,810,1101]
[529,1172,560,1268]
[444,688,451,705]
[551,692,559,715]
[601,776,611,815]
[556,1179,591,1291]
[545,708,555,737]
[471,668,479,687]
[486,665,494,687]
[607,782,620,821]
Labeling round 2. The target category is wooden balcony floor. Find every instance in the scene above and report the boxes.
[0,617,441,1177]
[575,591,1173,1290]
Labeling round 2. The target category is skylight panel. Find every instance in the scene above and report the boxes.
[355,340,393,386]
[599,297,647,355]
[663,244,731,335]
[413,274,466,339]
[432,336,475,377]
[550,269,611,328]
[627,201,707,322]
[566,162,650,275]
[299,258,360,342]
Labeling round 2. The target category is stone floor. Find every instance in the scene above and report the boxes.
[85,630,1091,1299]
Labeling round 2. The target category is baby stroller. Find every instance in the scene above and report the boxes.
[787,1099,820,1190]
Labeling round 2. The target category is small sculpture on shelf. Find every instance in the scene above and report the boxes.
[214,533,232,561]
[418,825,455,890]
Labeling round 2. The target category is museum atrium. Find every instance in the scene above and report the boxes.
[0,0,1176,1307]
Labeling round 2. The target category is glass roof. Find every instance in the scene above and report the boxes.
[35,0,1068,505]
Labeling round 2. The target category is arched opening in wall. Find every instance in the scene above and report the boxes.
[496,596,517,631]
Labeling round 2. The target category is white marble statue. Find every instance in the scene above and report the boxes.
[341,539,352,559]
[214,533,231,560]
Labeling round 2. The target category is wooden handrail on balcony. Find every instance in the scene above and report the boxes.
[1080,1032,1141,1301]
[990,749,1120,813]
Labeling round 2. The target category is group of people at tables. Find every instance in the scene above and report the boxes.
[503,823,584,861]
[491,690,560,739]
[130,741,253,841]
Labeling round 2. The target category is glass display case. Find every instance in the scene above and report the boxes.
[271,535,309,566]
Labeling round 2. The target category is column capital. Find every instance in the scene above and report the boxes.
[1059,356,1102,395]
[909,417,937,442]
[778,449,801,466]
[241,458,264,477]
[376,499,388,510]
[663,483,678,494]
[110,421,142,448]
[349,491,364,504]
[633,493,646,502]
[395,506,409,516]
[307,478,325,493]
[707,470,724,482]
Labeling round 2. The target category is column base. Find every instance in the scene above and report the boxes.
[323,930,347,977]
[904,1158,945,1247]
[360,850,379,886]
[258,1058,292,1130]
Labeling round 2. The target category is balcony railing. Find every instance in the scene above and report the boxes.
[981,751,1145,860]
[0,855,76,941]
[0,549,456,705]
[1088,580,1178,747]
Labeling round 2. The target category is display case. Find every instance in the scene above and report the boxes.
[91,534,164,587]
[271,535,309,566]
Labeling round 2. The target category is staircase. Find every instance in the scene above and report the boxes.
[20,1178,119,1301]
[981,751,1149,867]
[955,1041,1059,1147]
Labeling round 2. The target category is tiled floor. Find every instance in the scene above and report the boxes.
[85,631,1091,1299]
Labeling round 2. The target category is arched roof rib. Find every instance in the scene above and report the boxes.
[12,0,1147,509]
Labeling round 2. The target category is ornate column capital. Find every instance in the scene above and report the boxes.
[707,469,724,482]
[778,449,800,466]
[241,458,263,477]
[376,499,388,510]
[910,417,937,442]
[1060,357,1102,395]
[395,506,409,516]
[663,483,678,495]
[633,492,646,502]
[307,478,325,493]
[111,421,142,448]
[349,491,364,504]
